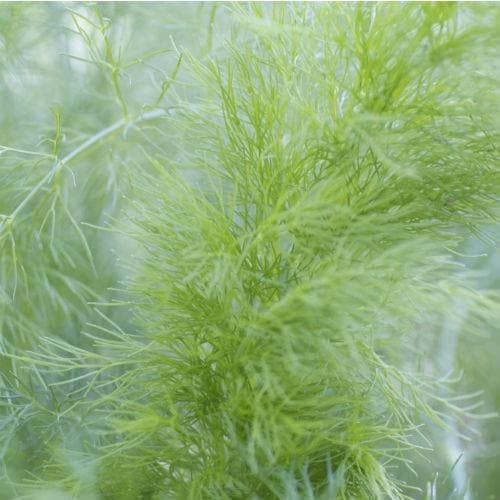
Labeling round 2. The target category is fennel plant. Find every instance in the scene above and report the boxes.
[1,3,499,499]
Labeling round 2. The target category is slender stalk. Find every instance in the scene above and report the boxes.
[439,300,471,500]
[6,109,167,223]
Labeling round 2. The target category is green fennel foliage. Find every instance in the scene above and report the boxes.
[1,3,500,499]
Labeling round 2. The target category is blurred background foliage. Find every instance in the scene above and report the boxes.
[0,3,227,496]
[0,2,499,499]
